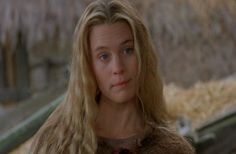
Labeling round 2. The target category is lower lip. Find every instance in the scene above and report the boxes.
[113,80,130,88]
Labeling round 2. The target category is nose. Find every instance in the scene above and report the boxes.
[112,55,124,75]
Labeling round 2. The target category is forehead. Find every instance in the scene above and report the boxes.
[89,21,133,50]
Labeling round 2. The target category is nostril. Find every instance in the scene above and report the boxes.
[114,69,124,75]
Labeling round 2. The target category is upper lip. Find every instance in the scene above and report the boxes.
[112,79,130,87]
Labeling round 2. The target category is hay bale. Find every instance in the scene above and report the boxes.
[164,79,236,128]
[136,0,236,86]
[0,0,86,51]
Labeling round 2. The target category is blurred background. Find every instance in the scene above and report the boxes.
[0,0,236,153]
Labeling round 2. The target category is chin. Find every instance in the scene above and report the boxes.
[112,93,136,104]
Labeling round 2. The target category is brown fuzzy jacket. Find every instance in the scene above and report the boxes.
[96,126,195,154]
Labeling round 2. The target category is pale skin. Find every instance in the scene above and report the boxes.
[90,21,144,139]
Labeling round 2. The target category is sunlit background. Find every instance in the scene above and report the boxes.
[0,0,236,153]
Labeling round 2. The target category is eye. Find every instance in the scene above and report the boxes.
[99,52,109,61]
[123,47,134,55]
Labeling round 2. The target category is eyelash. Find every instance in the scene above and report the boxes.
[99,53,109,61]
[97,47,134,61]
[123,47,134,55]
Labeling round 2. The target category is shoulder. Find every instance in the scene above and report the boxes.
[139,126,195,154]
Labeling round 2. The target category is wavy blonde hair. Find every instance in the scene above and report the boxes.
[30,0,167,153]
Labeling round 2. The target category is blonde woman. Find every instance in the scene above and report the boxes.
[30,0,195,153]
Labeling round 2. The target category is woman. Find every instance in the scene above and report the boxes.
[30,0,195,153]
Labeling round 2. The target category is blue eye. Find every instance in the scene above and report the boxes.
[99,53,109,61]
[123,47,134,55]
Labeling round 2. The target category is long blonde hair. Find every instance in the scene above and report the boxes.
[30,0,167,153]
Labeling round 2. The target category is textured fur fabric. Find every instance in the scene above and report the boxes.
[96,126,195,154]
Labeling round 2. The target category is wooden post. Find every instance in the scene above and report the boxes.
[3,32,16,89]
[0,32,18,102]
[0,30,31,102]
[0,45,4,88]
[15,30,30,100]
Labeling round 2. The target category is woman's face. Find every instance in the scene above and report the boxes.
[90,21,138,104]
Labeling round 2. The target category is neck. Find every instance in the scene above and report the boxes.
[95,96,144,139]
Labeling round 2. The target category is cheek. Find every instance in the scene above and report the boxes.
[92,62,108,88]
[130,56,139,75]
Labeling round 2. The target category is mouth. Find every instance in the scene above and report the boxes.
[112,79,131,88]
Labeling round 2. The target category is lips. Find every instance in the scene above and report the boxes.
[112,79,131,87]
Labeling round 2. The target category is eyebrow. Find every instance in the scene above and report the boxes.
[120,39,133,45]
[94,39,134,52]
